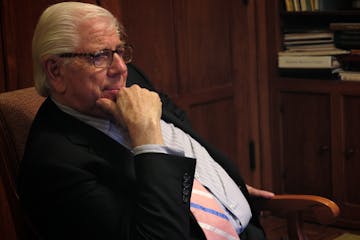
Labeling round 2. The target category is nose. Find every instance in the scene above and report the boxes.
[108,52,127,75]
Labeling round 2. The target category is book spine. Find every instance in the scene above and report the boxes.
[340,75,360,81]
[300,0,308,10]
[279,68,335,79]
[293,0,301,11]
[319,0,337,10]
[306,0,313,10]
[285,0,294,11]
[278,56,334,68]
[313,0,319,10]
[339,71,360,81]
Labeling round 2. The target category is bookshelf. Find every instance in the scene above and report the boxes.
[270,0,360,228]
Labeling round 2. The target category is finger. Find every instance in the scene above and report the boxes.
[97,98,127,127]
[257,189,275,199]
[246,185,275,199]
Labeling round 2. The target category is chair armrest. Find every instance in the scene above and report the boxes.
[253,194,340,240]
[253,194,340,224]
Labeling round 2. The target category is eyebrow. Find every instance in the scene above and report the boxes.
[95,44,125,52]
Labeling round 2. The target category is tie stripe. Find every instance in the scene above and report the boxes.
[198,222,239,240]
[190,202,229,220]
[192,189,213,198]
[191,180,240,240]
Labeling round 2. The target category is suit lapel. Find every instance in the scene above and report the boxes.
[43,98,133,166]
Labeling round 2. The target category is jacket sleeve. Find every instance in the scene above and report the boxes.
[134,152,196,240]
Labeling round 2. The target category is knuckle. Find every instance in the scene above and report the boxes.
[131,84,140,89]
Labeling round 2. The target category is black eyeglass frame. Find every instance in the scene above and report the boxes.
[58,44,133,68]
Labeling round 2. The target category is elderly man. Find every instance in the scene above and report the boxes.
[18,2,273,240]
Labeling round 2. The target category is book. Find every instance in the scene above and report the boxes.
[338,70,360,81]
[278,55,340,68]
[330,23,360,31]
[319,0,337,10]
[336,53,360,70]
[284,39,333,46]
[313,0,320,11]
[334,39,360,50]
[335,33,360,41]
[296,0,314,11]
[312,0,319,10]
[278,49,349,56]
[350,49,360,54]
[300,0,308,10]
[285,0,294,11]
[279,68,338,79]
[293,0,301,11]
[285,43,336,51]
[330,23,360,49]
[333,32,360,49]
[306,0,313,10]
[284,32,333,41]
[283,27,329,34]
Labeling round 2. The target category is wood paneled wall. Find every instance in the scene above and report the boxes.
[118,0,263,186]
[0,1,276,237]
[0,0,99,91]
[0,0,271,187]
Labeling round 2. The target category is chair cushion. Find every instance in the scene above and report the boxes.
[0,87,44,180]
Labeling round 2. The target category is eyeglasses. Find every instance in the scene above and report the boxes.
[58,44,133,68]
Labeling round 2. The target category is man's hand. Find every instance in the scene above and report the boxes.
[96,84,164,147]
[246,185,274,199]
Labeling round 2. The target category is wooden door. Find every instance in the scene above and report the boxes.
[173,0,243,167]
[116,0,178,97]
[118,0,260,185]
[278,92,332,198]
[0,0,98,92]
[0,19,4,92]
[340,95,360,227]
[0,0,263,185]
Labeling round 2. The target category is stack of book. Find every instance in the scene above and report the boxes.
[284,0,349,12]
[278,31,349,78]
[335,50,360,81]
[284,0,317,11]
[283,31,335,51]
[330,22,360,50]
[330,23,360,81]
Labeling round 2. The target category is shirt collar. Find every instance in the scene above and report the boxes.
[51,98,111,133]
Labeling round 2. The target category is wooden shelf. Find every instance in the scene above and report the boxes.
[274,77,360,92]
[280,10,360,28]
[281,10,360,17]
[269,0,360,228]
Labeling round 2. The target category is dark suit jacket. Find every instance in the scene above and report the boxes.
[18,64,264,240]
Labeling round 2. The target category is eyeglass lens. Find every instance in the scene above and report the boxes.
[92,46,132,68]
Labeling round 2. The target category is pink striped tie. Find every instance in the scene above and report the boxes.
[190,179,240,240]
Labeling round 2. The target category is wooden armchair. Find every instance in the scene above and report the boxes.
[0,87,340,240]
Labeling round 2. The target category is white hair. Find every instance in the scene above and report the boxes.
[32,2,124,96]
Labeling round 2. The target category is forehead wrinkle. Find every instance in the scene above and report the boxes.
[77,19,120,52]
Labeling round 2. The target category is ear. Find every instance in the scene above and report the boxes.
[44,57,66,93]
